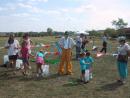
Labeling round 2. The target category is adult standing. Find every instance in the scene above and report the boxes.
[100,33,108,53]
[75,35,82,60]
[5,33,20,73]
[81,34,88,52]
[117,36,130,84]
[58,31,76,75]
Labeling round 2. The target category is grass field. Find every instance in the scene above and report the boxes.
[0,36,129,98]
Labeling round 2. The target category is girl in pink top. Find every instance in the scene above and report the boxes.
[20,41,29,75]
[23,33,32,53]
[23,33,33,69]
[35,49,45,77]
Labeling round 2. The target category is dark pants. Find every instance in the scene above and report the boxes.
[100,42,107,53]
[76,46,81,59]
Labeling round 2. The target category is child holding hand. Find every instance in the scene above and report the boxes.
[36,49,47,77]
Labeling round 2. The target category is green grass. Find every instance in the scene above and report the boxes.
[0,36,129,98]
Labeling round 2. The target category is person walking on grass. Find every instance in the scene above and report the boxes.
[100,33,108,54]
[116,36,130,84]
[58,31,76,75]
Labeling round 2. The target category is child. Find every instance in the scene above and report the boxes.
[79,52,88,83]
[20,41,29,76]
[22,33,33,69]
[36,49,46,77]
[84,52,94,80]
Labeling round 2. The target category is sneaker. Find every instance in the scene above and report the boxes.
[117,79,122,83]
[57,72,64,75]
[84,81,89,84]
[117,79,126,85]
[66,72,73,75]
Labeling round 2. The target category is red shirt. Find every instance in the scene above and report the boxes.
[21,47,29,59]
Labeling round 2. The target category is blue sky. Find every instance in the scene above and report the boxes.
[0,0,130,32]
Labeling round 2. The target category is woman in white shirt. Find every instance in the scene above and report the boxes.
[5,33,20,72]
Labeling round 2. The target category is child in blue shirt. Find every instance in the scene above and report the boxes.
[79,52,88,83]
[84,52,94,80]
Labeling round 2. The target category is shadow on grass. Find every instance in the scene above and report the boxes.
[19,73,61,82]
[63,78,83,87]
[100,82,123,91]
[0,74,22,81]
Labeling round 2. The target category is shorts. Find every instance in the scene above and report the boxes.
[36,57,44,65]
[22,58,29,63]
[9,55,18,61]
[81,70,85,74]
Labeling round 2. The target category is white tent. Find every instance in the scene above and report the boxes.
[75,31,89,35]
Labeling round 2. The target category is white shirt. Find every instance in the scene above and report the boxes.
[64,38,69,49]
[59,37,76,49]
[118,43,130,55]
[5,39,20,56]
[102,36,107,42]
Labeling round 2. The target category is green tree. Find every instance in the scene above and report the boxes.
[104,28,117,38]
[18,32,23,37]
[88,30,101,36]
[112,18,128,36]
[47,28,53,36]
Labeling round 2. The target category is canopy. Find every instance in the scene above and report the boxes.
[75,31,89,35]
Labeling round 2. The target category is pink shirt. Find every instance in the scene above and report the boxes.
[21,47,29,59]
[24,38,31,50]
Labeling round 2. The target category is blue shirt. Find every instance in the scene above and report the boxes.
[84,56,94,69]
[37,52,45,58]
[79,58,86,71]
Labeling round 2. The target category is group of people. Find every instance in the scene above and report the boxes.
[5,33,32,75]
[58,32,130,84]
[3,31,130,84]
[75,33,89,60]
